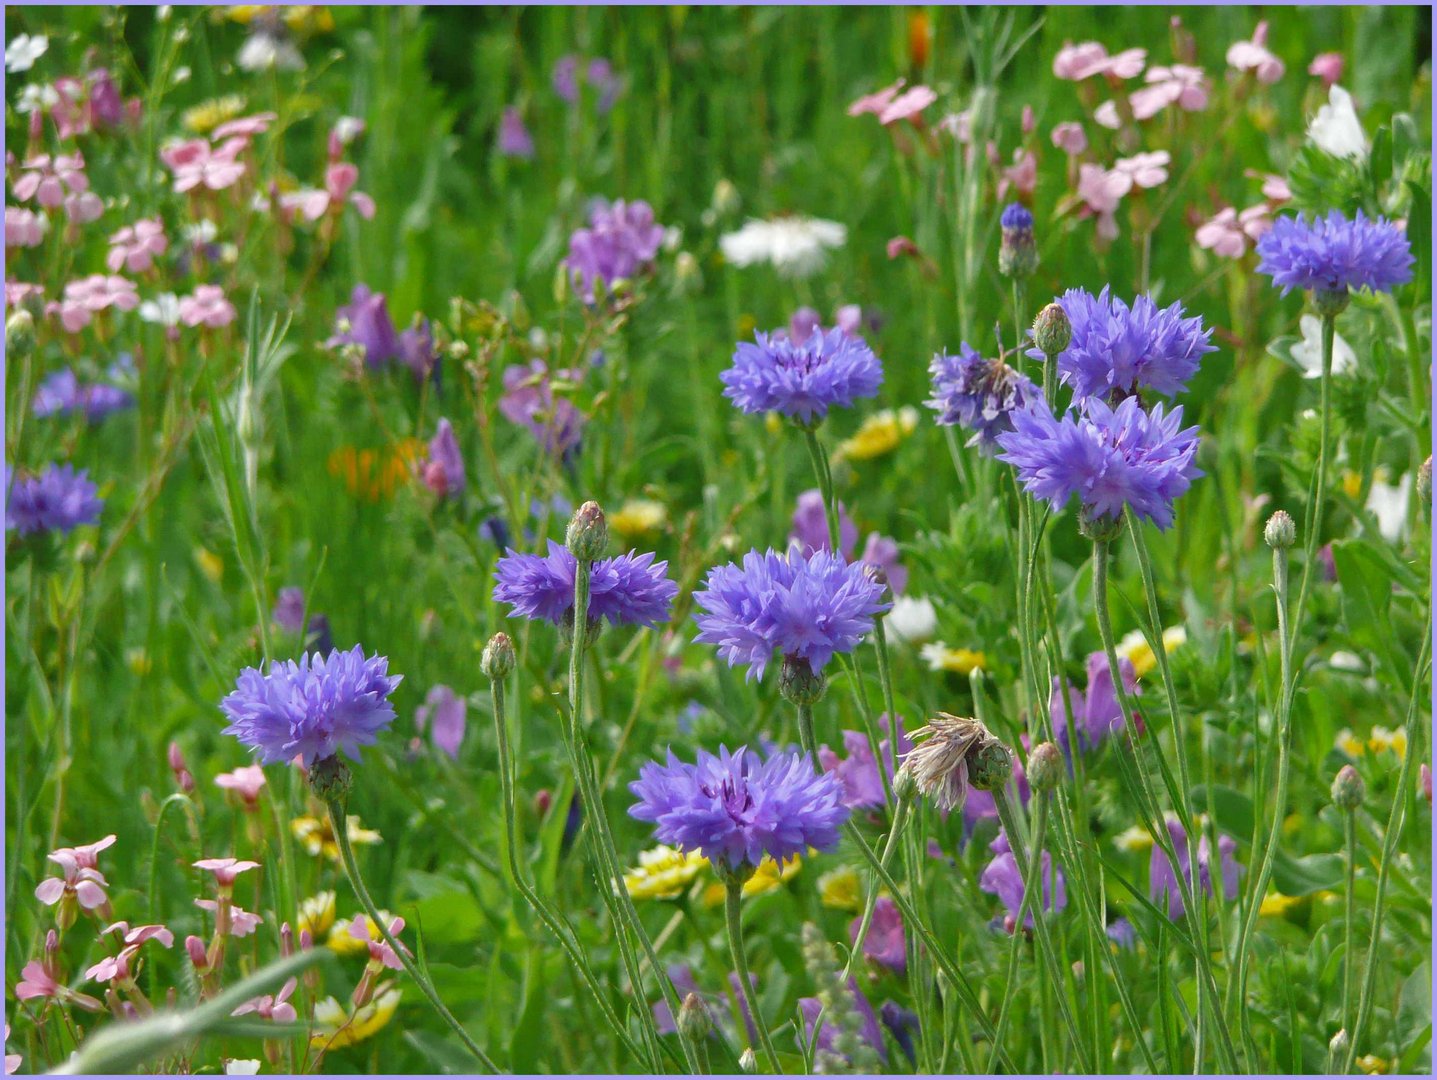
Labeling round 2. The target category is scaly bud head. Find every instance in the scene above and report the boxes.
[1031,302,1072,358]
[481,632,517,681]
[1264,509,1296,550]
[1331,764,1365,810]
[779,655,828,707]
[566,500,609,562]
[1026,741,1063,792]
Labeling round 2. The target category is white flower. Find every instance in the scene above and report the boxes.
[719,216,847,278]
[333,116,366,145]
[1365,472,1411,543]
[139,293,182,327]
[886,595,938,645]
[1308,85,1366,160]
[1290,314,1357,378]
[16,82,59,114]
[237,32,305,73]
[181,219,218,245]
[6,34,49,73]
[224,1060,261,1075]
[173,66,191,86]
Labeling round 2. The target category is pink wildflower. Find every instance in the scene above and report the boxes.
[937,110,972,142]
[211,112,276,141]
[12,154,88,209]
[878,85,936,126]
[106,218,167,273]
[163,138,246,193]
[848,81,903,118]
[35,835,116,910]
[194,857,260,887]
[63,191,103,224]
[195,899,263,936]
[14,960,60,1001]
[5,207,47,248]
[215,764,268,806]
[1050,122,1087,155]
[1308,52,1344,88]
[1113,150,1170,188]
[1097,64,1209,128]
[349,913,409,970]
[283,162,376,222]
[232,976,298,1023]
[178,284,237,328]
[1075,163,1132,241]
[6,281,44,310]
[1227,22,1284,84]
[998,148,1037,200]
[1053,42,1145,81]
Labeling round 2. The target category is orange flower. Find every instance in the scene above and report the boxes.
[908,11,931,70]
[326,438,424,502]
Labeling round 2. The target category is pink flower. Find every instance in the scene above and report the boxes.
[163,138,246,193]
[232,977,298,1023]
[35,845,112,910]
[1227,22,1284,84]
[1098,65,1209,128]
[937,110,972,143]
[194,857,260,887]
[1421,763,1432,803]
[12,154,89,209]
[15,960,60,1001]
[878,85,937,126]
[1053,42,1145,81]
[63,191,103,224]
[998,148,1037,200]
[178,285,236,328]
[1237,203,1273,241]
[6,1024,20,1076]
[886,235,919,260]
[280,163,375,222]
[1195,208,1247,258]
[195,899,263,936]
[6,281,44,310]
[1113,150,1170,188]
[60,834,117,870]
[1051,122,1088,155]
[106,218,167,273]
[67,274,139,313]
[1021,104,1036,135]
[1256,172,1292,202]
[1308,52,1344,88]
[5,207,47,248]
[1076,163,1132,241]
[215,764,268,806]
[415,684,466,759]
[105,922,176,949]
[85,948,137,985]
[211,112,276,141]
[349,913,409,970]
[848,81,903,117]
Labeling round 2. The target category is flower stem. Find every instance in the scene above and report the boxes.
[326,799,500,1073]
[985,793,1047,1070]
[841,796,909,985]
[801,426,842,555]
[724,877,780,1073]
[1340,805,1357,1045]
[1291,313,1335,642]
[795,701,820,772]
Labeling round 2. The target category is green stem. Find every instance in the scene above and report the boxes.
[795,702,819,772]
[724,878,780,1073]
[841,797,909,984]
[1291,313,1335,643]
[872,616,902,787]
[1340,806,1357,1047]
[326,799,500,1073]
[985,794,1048,1070]
[801,426,842,555]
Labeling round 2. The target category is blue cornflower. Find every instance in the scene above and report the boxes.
[693,546,890,680]
[1255,209,1414,298]
[926,344,1042,451]
[1034,287,1215,403]
[6,463,103,535]
[1000,203,1034,231]
[563,198,665,303]
[493,539,677,629]
[995,396,1202,531]
[628,745,850,870]
[722,329,883,425]
[32,368,133,423]
[220,645,402,766]
[999,203,1037,278]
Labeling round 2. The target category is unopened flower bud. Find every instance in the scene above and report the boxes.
[186,934,209,971]
[1331,764,1365,810]
[1078,508,1125,543]
[998,203,1037,279]
[566,500,609,562]
[892,765,918,803]
[1329,1029,1350,1058]
[1312,288,1351,319]
[534,788,553,817]
[1027,741,1063,792]
[281,921,294,957]
[779,655,828,707]
[306,755,352,803]
[1032,302,1071,358]
[739,1048,757,1074]
[1264,509,1296,550]
[968,741,1014,792]
[481,632,516,681]
[677,992,711,1042]
[6,309,35,359]
[299,929,314,951]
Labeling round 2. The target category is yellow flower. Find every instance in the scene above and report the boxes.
[1369,725,1406,757]
[623,845,708,901]
[1335,728,1366,758]
[327,910,393,956]
[225,5,333,34]
[609,499,668,541]
[182,95,247,134]
[298,890,336,937]
[764,412,783,436]
[195,547,225,583]
[292,814,382,862]
[1357,1054,1390,1075]
[126,647,152,676]
[1112,826,1153,854]
[817,866,862,911]
[326,439,425,502]
[309,986,401,1050]
[919,642,987,675]
[1118,626,1187,679]
[1259,892,1302,917]
[833,407,920,462]
[1341,469,1363,500]
[701,855,802,907]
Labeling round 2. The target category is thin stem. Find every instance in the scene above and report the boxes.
[1291,313,1335,642]
[841,797,909,985]
[795,702,819,772]
[326,799,500,1073]
[872,616,901,786]
[1340,806,1357,1046]
[986,794,1047,1071]
[801,426,842,555]
[724,878,780,1073]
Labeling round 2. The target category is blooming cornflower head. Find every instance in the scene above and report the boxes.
[722,328,883,426]
[629,745,849,874]
[493,540,677,632]
[926,344,1042,452]
[719,216,847,278]
[220,645,402,769]
[902,714,1009,813]
[1255,211,1414,312]
[562,198,664,303]
[996,395,1203,532]
[1037,287,1215,402]
[981,829,1067,930]
[1149,815,1243,920]
[998,202,1037,278]
[1050,650,1140,753]
[692,546,890,682]
[6,463,103,536]
[422,418,465,498]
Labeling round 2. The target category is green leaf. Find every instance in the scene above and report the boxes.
[1370,125,1394,191]
[1188,784,1256,842]
[1404,180,1431,296]
[1398,962,1432,1049]
[1271,851,1345,896]
[1332,538,1412,685]
[404,1029,480,1074]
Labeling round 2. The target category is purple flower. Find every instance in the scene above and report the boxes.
[860,532,907,594]
[819,715,912,809]
[791,488,856,557]
[848,895,906,973]
[1000,202,1034,231]
[493,540,677,629]
[553,55,581,101]
[6,464,103,535]
[1050,651,1139,752]
[586,58,623,112]
[799,981,886,1063]
[1107,917,1137,949]
[497,106,535,159]
[1149,816,1243,920]
[628,745,850,870]
[32,368,133,423]
[219,645,402,766]
[498,360,585,456]
[693,547,890,680]
[397,321,439,381]
[562,198,664,303]
[1256,210,1414,297]
[272,587,306,633]
[1035,287,1216,402]
[980,829,1067,929]
[995,396,1203,531]
[723,329,883,425]
[328,285,400,368]
[788,306,821,343]
[422,418,465,499]
[926,344,1041,451]
[415,684,466,759]
[880,1002,920,1065]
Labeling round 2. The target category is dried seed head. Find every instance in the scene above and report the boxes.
[903,713,1008,811]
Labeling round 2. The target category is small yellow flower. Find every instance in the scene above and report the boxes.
[282,5,334,33]
[833,407,920,462]
[1259,892,1302,917]
[1335,728,1366,758]
[1357,1054,1390,1075]
[1112,825,1153,854]
[817,866,862,911]
[1369,725,1406,757]
[1341,470,1363,500]
[327,910,393,956]
[919,642,987,675]
[292,814,382,862]
[182,95,247,134]
[310,986,401,1050]
[623,845,708,901]
[126,647,152,676]
[763,412,783,436]
[195,547,225,583]
[327,439,425,502]
[609,499,668,541]
[1118,626,1187,679]
[298,890,336,937]
[701,855,802,907]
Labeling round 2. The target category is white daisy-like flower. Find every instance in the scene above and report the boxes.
[6,34,49,73]
[237,32,304,73]
[719,216,847,278]
[1289,314,1358,379]
[1308,84,1366,160]
[885,595,938,645]
[139,293,182,327]
[1365,472,1411,543]
[223,1060,262,1075]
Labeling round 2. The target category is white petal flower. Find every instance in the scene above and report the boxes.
[139,293,182,327]
[6,34,49,73]
[886,595,938,645]
[720,216,847,278]
[15,82,58,114]
[1290,314,1357,379]
[1365,473,1411,543]
[1308,85,1367,160]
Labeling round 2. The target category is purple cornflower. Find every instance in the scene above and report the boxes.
[272,587,306,633]
[6,464,103,535]
[562,199,665,303]
[1149,816,1243,920]
[926,344,1041,452]
[819,715,912,809]
[723,329,883,425]
[1050,651,1140,752]
[493,540,677,629]
[328,285,400,369]
[848,896,906,973]
[219,645,402,766]
[999,203,1037,277]
[1000,203,1034,231]
[1035,287,1216,402]
[692,546,890,680]
[32,368,133,423]
[414,684,466,759]
[497,106,535,160]
[995,396,1203,531]
[498,360,585,457]
[980,829,1067,929]
[422,418,465,499]
[790,488,857,557]
[553,56,581,102]
[1256,210,1414,298]
[629,745,849,870]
